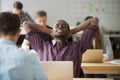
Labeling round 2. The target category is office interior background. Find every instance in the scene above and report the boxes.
[0,0,120,31]
[0,0,120,79]
[0,0,120,58]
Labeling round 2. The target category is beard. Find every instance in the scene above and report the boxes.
[53,34,67,41]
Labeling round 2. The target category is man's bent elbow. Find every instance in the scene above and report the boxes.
[23,21,31,34]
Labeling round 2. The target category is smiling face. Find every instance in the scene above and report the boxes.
[53,20,70,39]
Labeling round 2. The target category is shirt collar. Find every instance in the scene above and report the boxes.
[0,39,16,46]
[52,39,68,46]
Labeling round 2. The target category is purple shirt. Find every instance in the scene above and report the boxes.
[26,25,97,78]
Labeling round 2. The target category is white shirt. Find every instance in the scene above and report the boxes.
[102,34,113,60]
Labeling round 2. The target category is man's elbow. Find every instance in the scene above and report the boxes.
[23,21,31,34]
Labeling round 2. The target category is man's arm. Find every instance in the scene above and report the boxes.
[77,18,98,53]
[23,21,52,53]
[70,17,98,35]
[21,39,30,51]
[23,21,52,35]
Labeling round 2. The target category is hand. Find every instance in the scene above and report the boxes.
[23,21,32,34]
[90,17,99,27]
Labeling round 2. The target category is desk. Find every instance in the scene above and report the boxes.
[74,78,113,80]
[81,60,120,74]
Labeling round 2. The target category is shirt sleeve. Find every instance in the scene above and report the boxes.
[25,12,34,22]
[77,25,97,54]
[24,51,47,80]
[32,53,47,80]
[26,30,46,53]
[102,34,113,60]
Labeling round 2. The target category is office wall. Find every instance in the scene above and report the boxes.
[0,0,120,31]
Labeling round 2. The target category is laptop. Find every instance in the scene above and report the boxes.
[40,61,73,80]
[82,49,103,63]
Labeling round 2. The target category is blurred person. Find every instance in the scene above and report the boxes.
[12,1,34,46]
[0,12,47,80]
[84,16,113,78]
[84,16,113,61]
[12,1,34,25]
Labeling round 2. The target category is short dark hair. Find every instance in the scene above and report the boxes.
[13,1,23,10]
[0,12,20,36]
[57,20,70,30]
[36,10,47,17]
[84,16,93,21]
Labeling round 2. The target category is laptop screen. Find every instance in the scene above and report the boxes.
[40,61,73,80]
[82,49,103,63]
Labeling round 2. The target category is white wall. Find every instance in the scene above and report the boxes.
[0,0,120,31]
[0,0,76,28]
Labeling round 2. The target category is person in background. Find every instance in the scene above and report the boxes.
[12,1,34,25]
[0,12,47,80]
[23,17,98,78]
[84,16,113,78]
[85,16,113,61]
[12,1,34,46]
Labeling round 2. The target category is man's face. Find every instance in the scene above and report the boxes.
[36,16,47,27]
[12,8,21,15]
[53,20,70,38]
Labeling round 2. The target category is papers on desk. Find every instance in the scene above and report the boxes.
[108,60,120,64]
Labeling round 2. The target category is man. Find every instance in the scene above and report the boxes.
[22,10,73,50]
[12,1,34,24]
[34,10,73,42]
[35,10,53,41]
[23,17,98,78]
[0,12,47,80]
[12,1,34,46]
[35,10,52,29]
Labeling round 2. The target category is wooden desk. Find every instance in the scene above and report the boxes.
[81,60,120,74]
[74,78,113,80]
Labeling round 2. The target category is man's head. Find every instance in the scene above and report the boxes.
[12,1,23,15]
[35,10,47,27]
[0,12,21,43]
[52,20,70,41]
